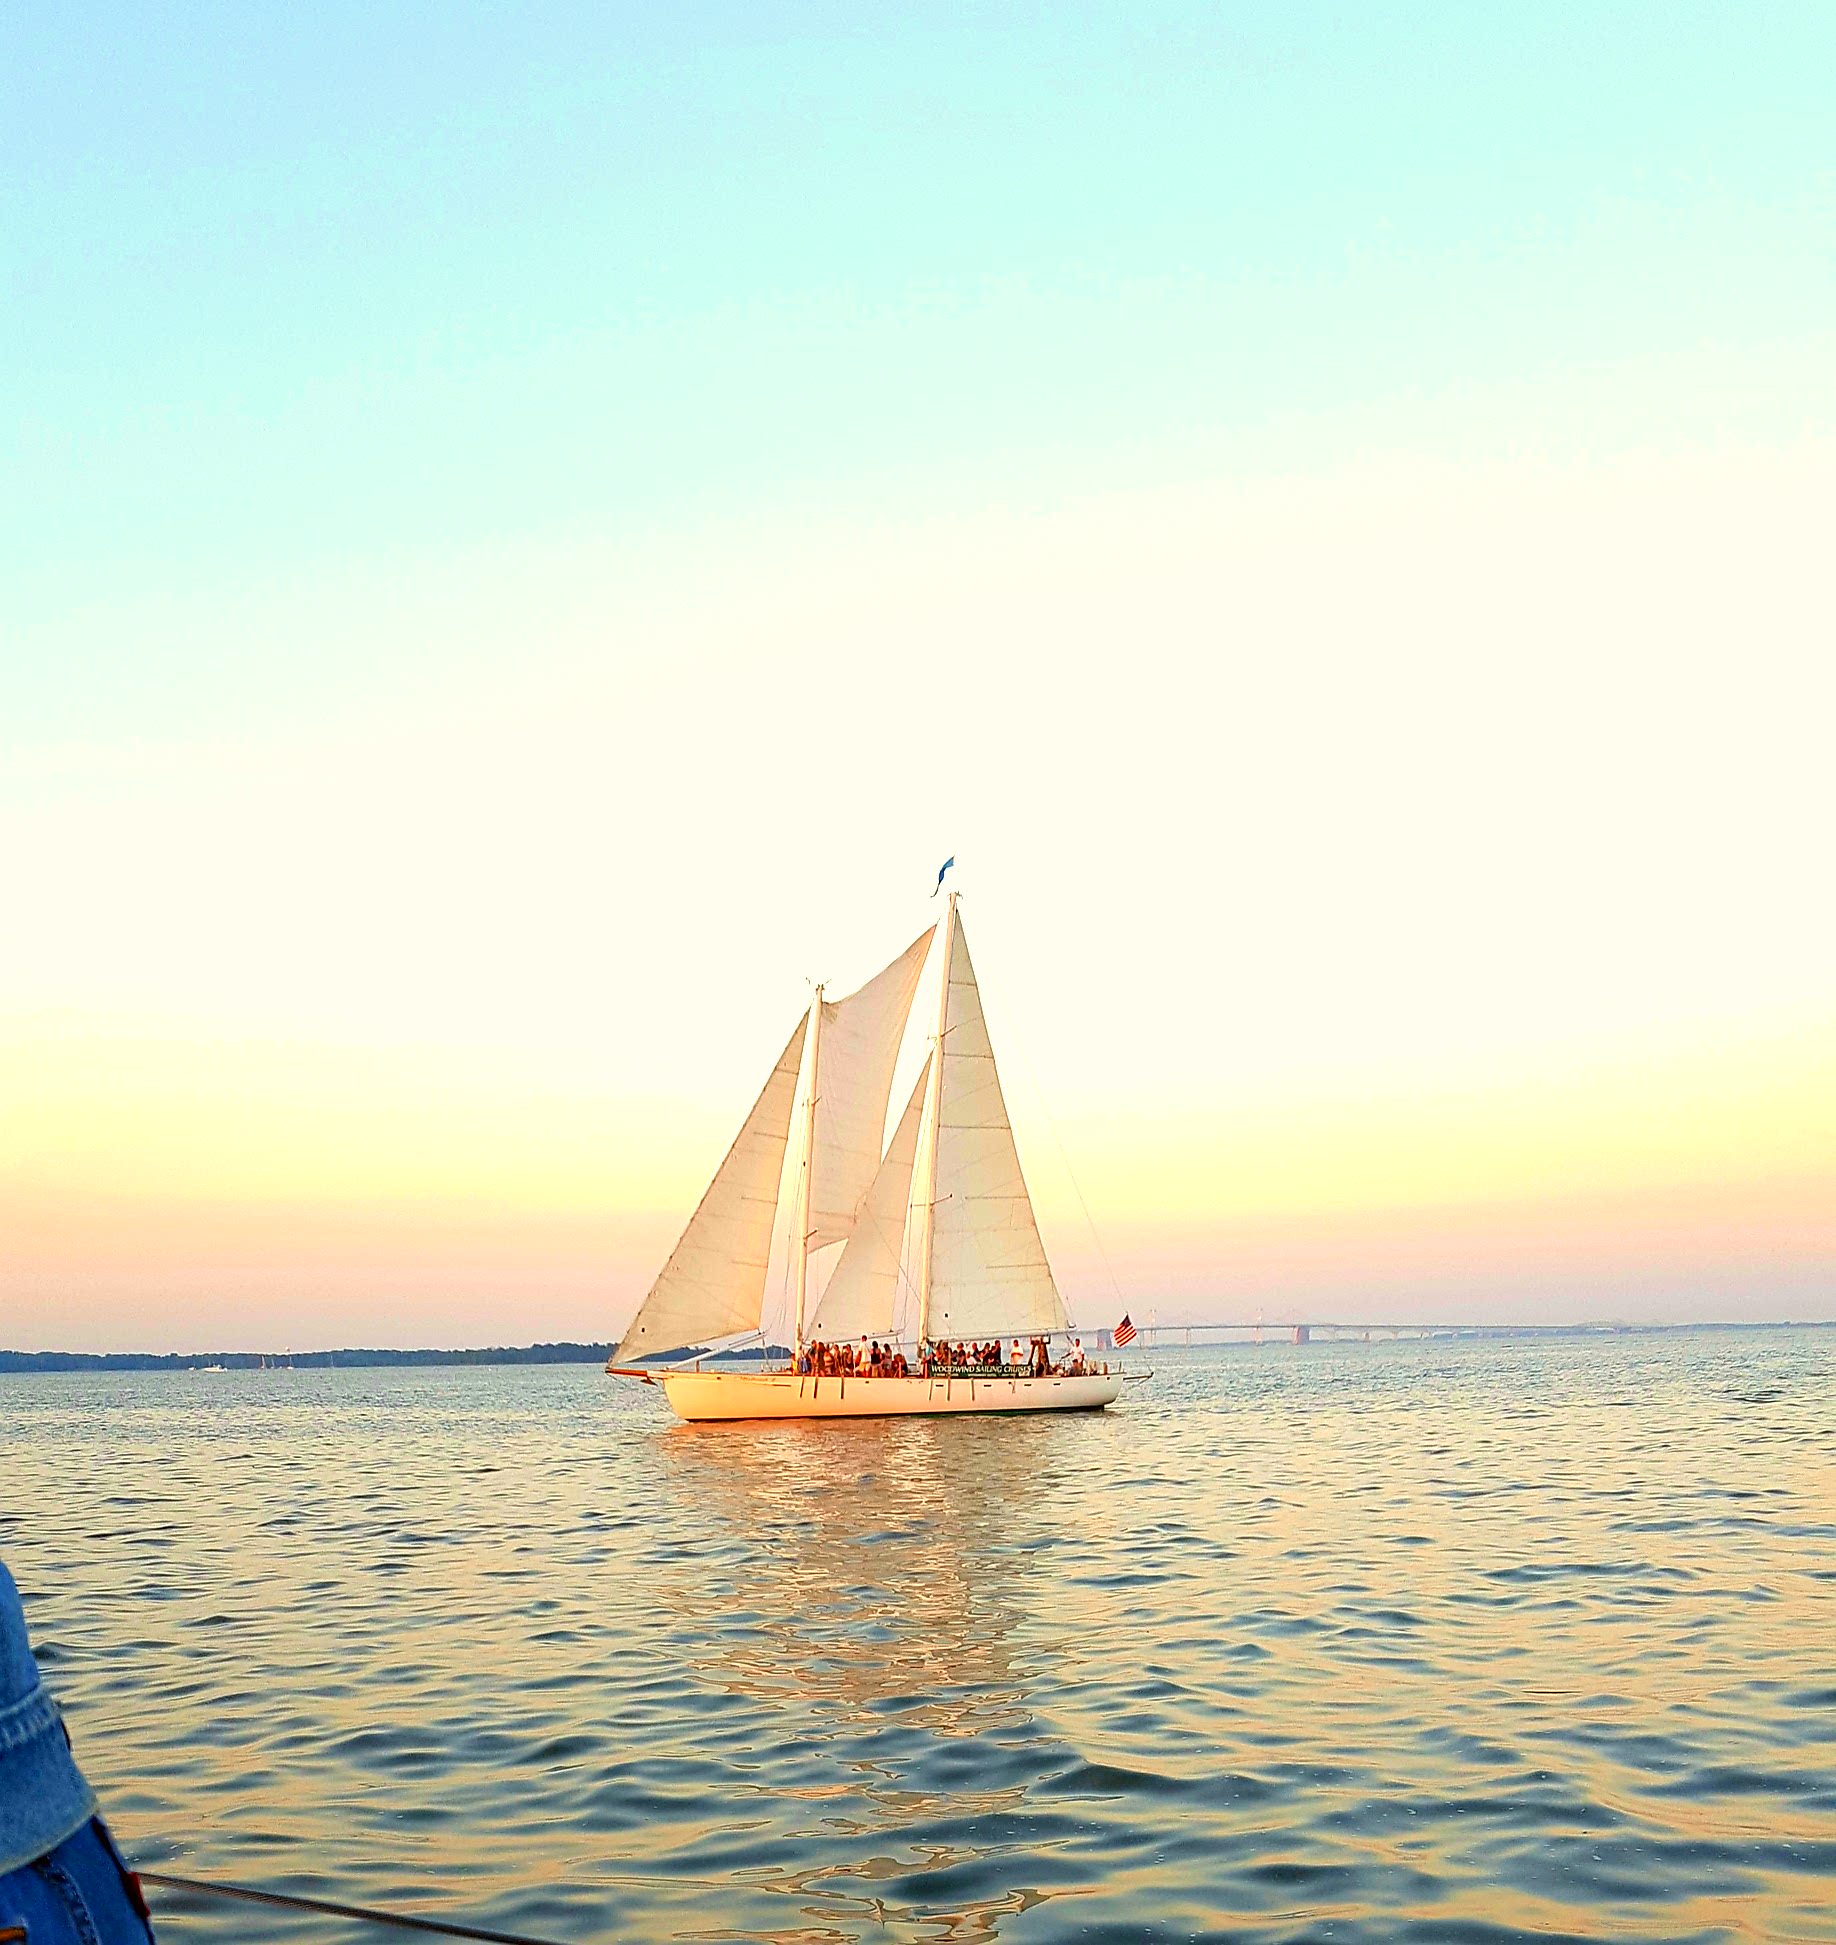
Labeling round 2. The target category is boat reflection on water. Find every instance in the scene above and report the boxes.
[658,1414,1040,1719]
[653,1413,1100,1939]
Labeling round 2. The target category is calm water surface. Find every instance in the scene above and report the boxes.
[3,1332,1833,1943]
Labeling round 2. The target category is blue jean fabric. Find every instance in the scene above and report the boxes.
[0,1817,156,1943]
[1,1557,155,1939]
[0,1560,95,1880]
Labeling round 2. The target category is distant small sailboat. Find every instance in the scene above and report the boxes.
[608,892,1131,1421]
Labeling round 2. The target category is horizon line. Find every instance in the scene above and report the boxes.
[4,1317,1832,1370]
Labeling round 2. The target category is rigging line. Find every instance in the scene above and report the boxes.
[135,1871,567,1945]
[1006,1031,1128,1320]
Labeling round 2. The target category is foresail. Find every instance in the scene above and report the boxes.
[927,921,1070,1340]
[806,1053,931,1343]
[616,1011,809,1360]
[807,926,933,1249]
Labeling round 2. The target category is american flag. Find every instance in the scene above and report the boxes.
[1112,1314,1137,1347]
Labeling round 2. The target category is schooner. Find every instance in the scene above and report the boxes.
[608,892,1128,1420]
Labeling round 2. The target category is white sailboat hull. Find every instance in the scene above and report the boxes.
[653,1368,1125,1422]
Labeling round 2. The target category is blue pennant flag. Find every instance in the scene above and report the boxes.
[931,856,956,897]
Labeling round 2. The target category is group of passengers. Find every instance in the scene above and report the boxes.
[796,1340,910,1378]
[794,1335,1099,1379]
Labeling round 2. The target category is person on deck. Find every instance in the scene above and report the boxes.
[0,1556,158,1943]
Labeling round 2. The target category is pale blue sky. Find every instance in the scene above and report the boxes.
[7,4,1833,736]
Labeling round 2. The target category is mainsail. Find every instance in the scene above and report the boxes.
[924,918,1071,1340]
[807,927,933,1248]
[805,1053,931,1343]
[616,1011,809,1360]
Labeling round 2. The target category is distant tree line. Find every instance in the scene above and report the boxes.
[0,1341,794,1373]
[0,1342,619,1373]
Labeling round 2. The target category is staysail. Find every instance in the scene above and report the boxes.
[805,1053,931,1343]
[925,918,1070,1340]
[616,1011,809,1360]
[807,927,933,1248]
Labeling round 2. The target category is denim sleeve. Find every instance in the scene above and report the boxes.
[0,1560,98,1878]
[0,1818,157,1944]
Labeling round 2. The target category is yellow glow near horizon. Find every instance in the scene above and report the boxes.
[4,995,1829,1347]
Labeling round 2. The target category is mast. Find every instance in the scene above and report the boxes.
[915,891,955,1348]
[792,982,823,1351]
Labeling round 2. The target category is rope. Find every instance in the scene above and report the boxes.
[1004,1026,1129,1321]
[135,1870,570,1945]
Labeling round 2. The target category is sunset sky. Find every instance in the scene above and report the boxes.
[5,5,1832,1350]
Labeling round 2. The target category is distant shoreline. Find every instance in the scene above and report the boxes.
[0,1342,623,1373]
[0,1321,1828,1373]
[0,1342,797,1373]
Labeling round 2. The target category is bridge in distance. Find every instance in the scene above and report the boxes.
[1099,1320,1660,1348]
